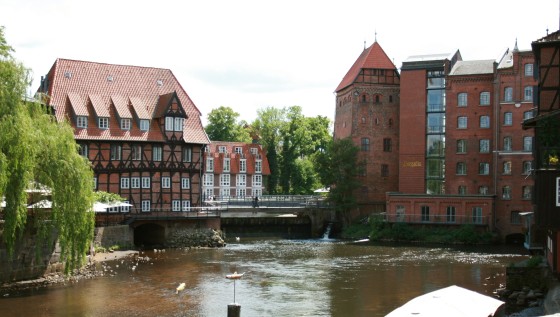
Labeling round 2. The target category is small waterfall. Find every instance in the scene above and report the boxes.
[322,223,333,240]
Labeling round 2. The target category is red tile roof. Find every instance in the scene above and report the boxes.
[335,41,397,92]
[44,58,210,144]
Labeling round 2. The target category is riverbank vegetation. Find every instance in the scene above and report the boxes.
[342,215,496,244]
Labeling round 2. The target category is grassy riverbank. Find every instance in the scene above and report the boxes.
[341,216,497,244]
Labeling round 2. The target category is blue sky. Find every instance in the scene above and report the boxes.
[1,0,559,125]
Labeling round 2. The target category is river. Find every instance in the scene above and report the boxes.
[0,238,529,317]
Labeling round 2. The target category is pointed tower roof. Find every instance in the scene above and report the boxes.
[335,41,396,92]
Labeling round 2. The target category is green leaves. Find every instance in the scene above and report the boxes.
[205,106,251,142]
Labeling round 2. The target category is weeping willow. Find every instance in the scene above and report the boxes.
[0,26,95,273]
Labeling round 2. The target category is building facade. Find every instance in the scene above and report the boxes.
[333,41,400,209]
[202,141,270,200]
[335,41,536,241]
[37,59,210,220]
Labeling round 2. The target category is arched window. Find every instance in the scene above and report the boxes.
[361,138,370,151]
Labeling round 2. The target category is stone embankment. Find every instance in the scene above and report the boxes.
[166,228,225,248]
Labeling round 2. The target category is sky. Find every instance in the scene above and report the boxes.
[1,0,559,126]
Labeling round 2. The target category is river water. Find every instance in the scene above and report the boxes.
[0,238,529,317]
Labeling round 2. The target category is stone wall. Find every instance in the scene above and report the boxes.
[166,228,225,248]
[94,225,133,248]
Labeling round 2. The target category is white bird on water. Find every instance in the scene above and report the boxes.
[176,282,186,294]
[235,237,240,242]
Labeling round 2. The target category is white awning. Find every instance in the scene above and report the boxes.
[27,200,52,209]
[385,285,504,317]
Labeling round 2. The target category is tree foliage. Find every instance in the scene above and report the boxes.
[252,107,285,194]
[205,106,251,142]
[0,26,95,273]
[315,137,361,224]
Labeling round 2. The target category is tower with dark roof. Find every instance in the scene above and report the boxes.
[333,41,400,208]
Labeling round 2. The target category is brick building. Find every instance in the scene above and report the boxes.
[202,141,270,200]
[335,41,536,241]
[37,59,210,221]
[333,41,400,209]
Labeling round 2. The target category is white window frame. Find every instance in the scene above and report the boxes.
[111,144,121,160]
[524,86,533,102]
[153,145,162,162]
[77,116,88,128]
[237,174,246,187]
[220,174,230,187]
[93,177,97,189]
[234,147,242,154]
[219,146,227,153]
[253,174,262,187]
[174,117,184,132]
[525,63,533,76]
[458,116,467,129]
[182,200,191,212]
[141,200,151,212]
[236,188,246,197]
[223,158,230,172]
[504,112,513,126]
[121,118,131,130]
[121,201,130,213]
[142,176,151,189]
[250,148,258,155]
[220,188,230,197]
[457,139,467,154]
[253,188,262,197]
[203,174,214,186]
[472,207,483,224]
[78,144,88,158]
[479,115,490,128]
[132,145,142,160]
[131,177,140,188]
[140,119,150,131]
[457,93,467,107]
[240,159,247,173]
[165,117,174,131]
[181,177,190,189]
[504,87,513,102]
[183,146,192,162]
[98,117,109,129]
[479,162,490,175]
[255,160,262,173]
[172,200,181,211]
[480,92,490,105]
[207,158,214,172]
[120,177,130,189]
[523,136,533,152]
[161,176,171,189]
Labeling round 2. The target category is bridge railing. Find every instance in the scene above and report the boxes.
[210,195,331,208]
[95,206,225,227]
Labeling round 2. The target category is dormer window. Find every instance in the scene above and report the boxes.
[121,118,131,130]
[77,116,88,128]
[99,117,109,129]
[219,146,227,153]
[234,147,242,154]
[250,148,258,155]
[165,116,184,132]
[174,117,184,131]
[140,119,150,131]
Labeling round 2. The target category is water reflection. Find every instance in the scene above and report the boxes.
[0,239,528,317]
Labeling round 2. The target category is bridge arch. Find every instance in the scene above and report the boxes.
[134,223,166,247]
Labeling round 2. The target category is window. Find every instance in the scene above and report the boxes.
[121,201,130,213]
[250,148,258,155]
[503,161,512,175]
[172,200,181,212]
[524,86,533,102]
[523,111,534,120]
[522,186,532,200]
[446,206,456,223]
[220,188,230,197]
[511,211,522,225]
[383,138,392,152]
[183,146,192,162]
[479,115,490,128]
[131,177,140,188]
[255,160,262,173]
[503,136,512,152]
[523,136,533,152]
[161,177,170,189]
[236,188,247,197]
[523,161,533,175]
[207,158,214,172]
[174,117,184,131]
[479,162,490,175]
[361,138,370,151]
[142,177,151,189]
[165,117,174,131]
[253,188,262,197]
[223,158,230,172]
[456,162,466,175]
[457,139,467,154]
[525,63,533,76]
[140,119,150,131]
[253,174,262,187]
[121,118,131,130]
[504,112,513,126]
[93,177,97,190]
[78,144,88,158]
[182,200,191,212]
[219,146,227,153]
[396,205,405,221]
[110,144,121,160]
[479,186,489,195]
[458,185,467,195]
[237,174,246,186]
[479,139,490,153]
[131,145,142,160]
[181,177,190,189]
[480,92,490,105]
[203,174,213,186]
[141,200,150,212]
[421,206,430,222]
[504,87,513,102]
[234,147,242,154]
[381,164,389,177]
[502,186,511,199]
[472,207,483,224]
[99,117,109,129]
[77,116,88,128]
[457,116,467,129]
[239,159,247,173]
[458,93,467,107]
[120,177,129,189]
[204,188,214,199]
[153,146,162,162]
[220,174,230,187]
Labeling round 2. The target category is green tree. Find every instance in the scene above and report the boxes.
[316,137,360,225]
[205,106,251,142]
[0,26,95,272]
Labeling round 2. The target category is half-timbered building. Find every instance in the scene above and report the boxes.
[37,59,210,222]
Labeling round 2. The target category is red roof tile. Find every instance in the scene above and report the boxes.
[110,95,132,119]
[44,58,210,144]
[335,41,397,92]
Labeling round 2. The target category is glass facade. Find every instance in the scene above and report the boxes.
[426,70,446,194]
